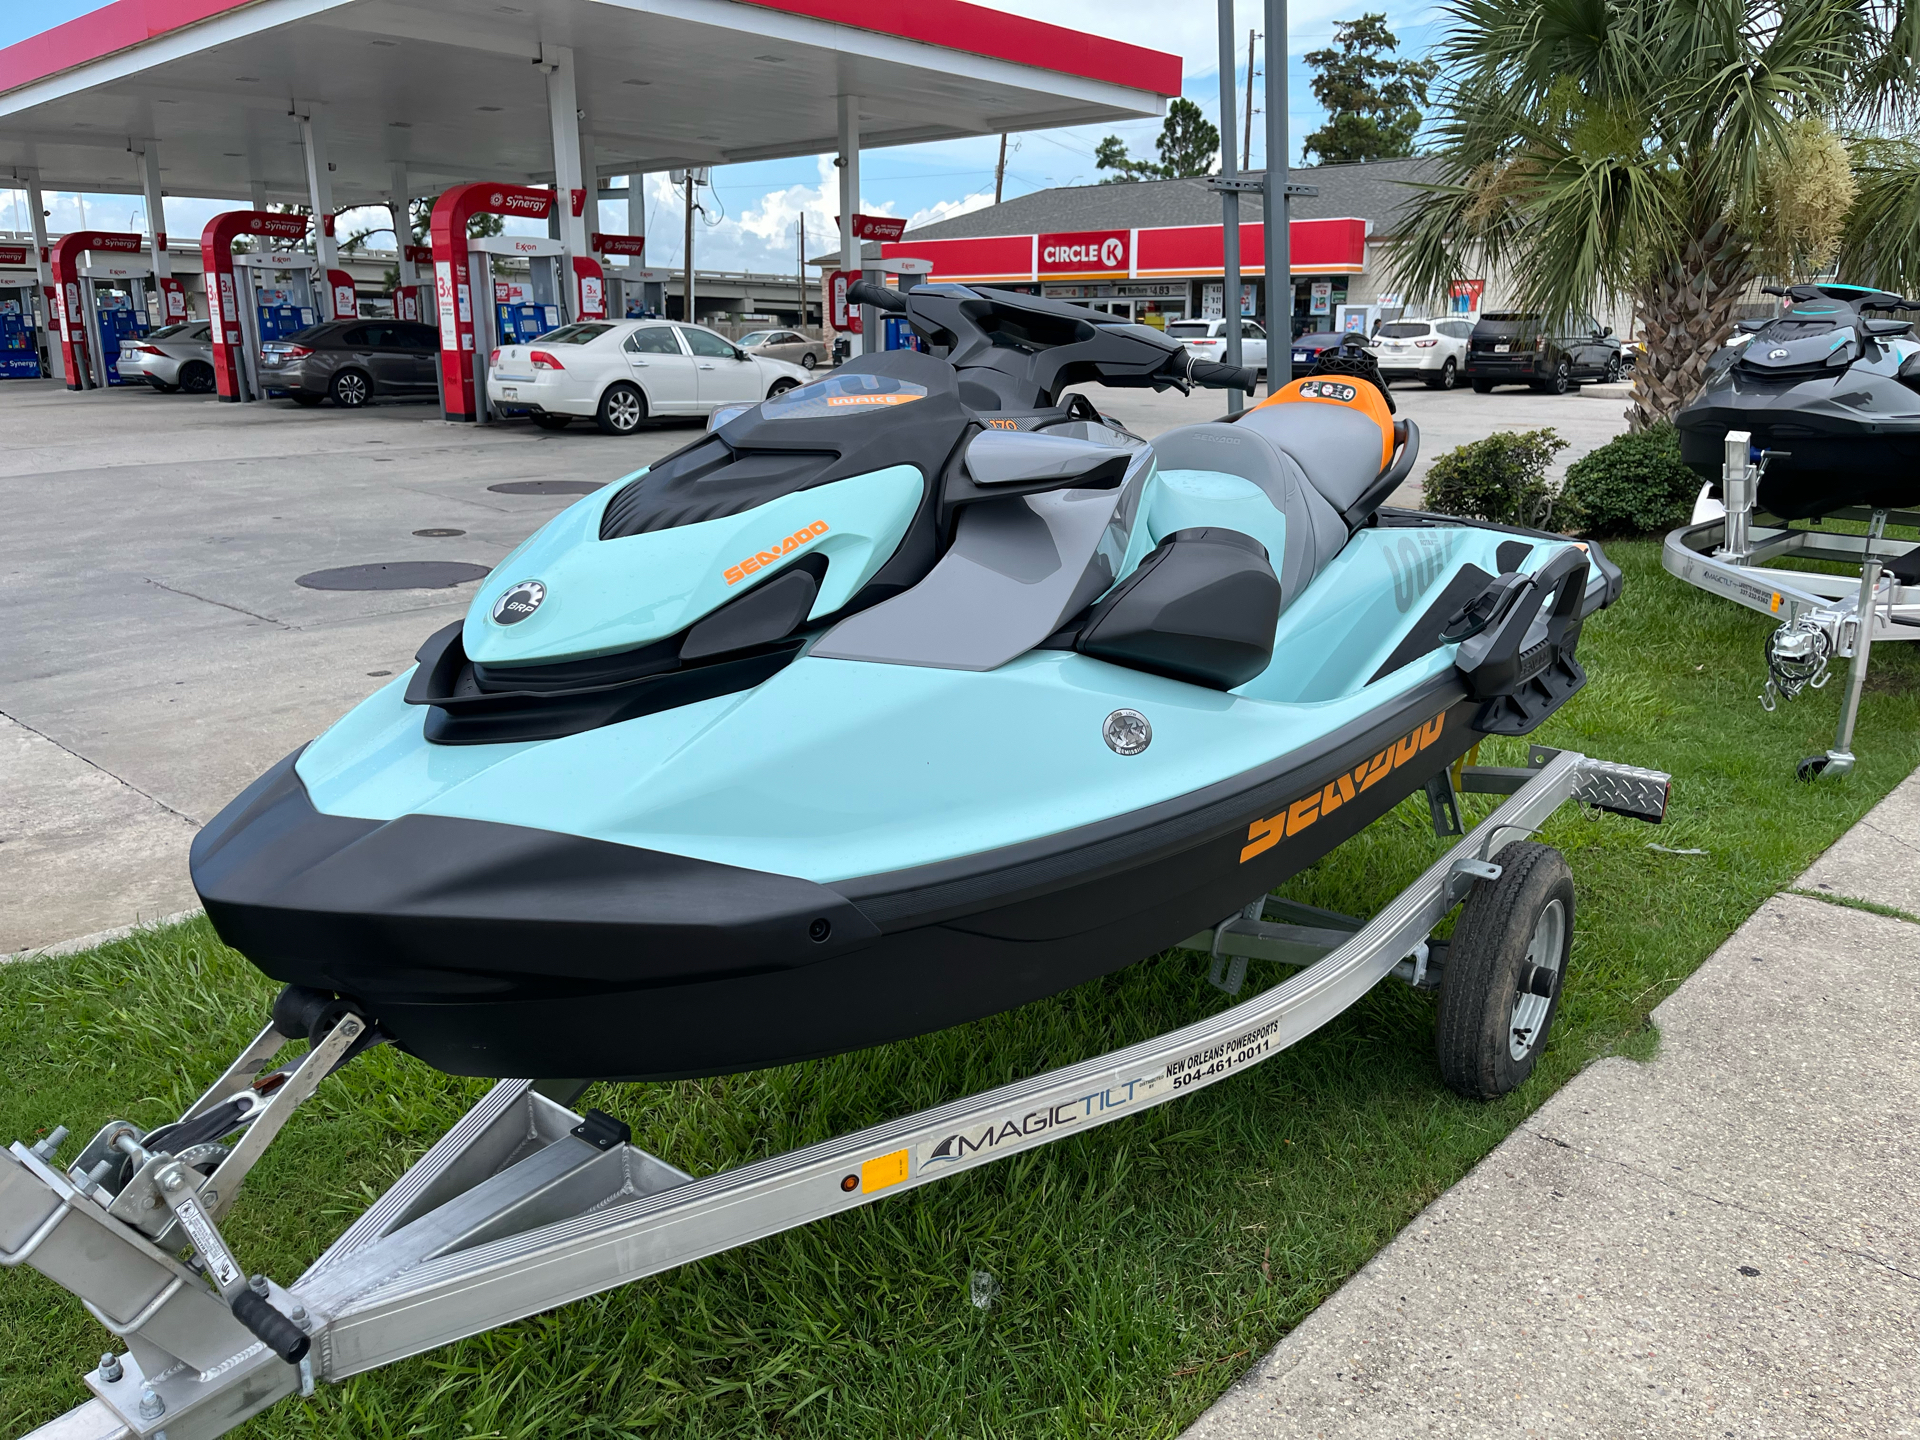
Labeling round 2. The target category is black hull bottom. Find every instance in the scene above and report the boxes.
[193,689,1486,1080]
[1678,406,1920,519]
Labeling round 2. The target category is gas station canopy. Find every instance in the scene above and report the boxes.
[0,0,1181,201]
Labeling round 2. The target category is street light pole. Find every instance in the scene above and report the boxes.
[1217,0,1242,414]
[1263,0,1288,395]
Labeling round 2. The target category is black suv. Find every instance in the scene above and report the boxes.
[258,320,441,407]
[1465,312,1623,394]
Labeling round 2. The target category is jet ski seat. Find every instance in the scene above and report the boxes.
[1236,375,1415,529]
[1148,377,1416,605]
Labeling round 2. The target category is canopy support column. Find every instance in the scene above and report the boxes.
[389,162,414,286]
[297,103,349,320]
[543,44,594,319]
[26,175,60,381]
[138,144,182,325]
[1261,0,1288,394]
[837,93,863,357]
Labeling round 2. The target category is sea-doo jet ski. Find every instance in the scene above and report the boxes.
[191,282,1619,1081]
[1677,282,1920,518]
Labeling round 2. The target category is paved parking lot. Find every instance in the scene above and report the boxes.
[0,374,1631,954]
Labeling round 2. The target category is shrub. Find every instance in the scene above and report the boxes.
[1420,428,1569,529]
[1559,422,1700,535]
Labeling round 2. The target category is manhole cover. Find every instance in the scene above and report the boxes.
[488,480,604,496]
[296,562,490,591]
[412,527,466,537]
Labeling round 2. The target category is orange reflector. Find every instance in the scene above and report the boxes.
[1771,592,1782,613]
[860,1149,909,1193]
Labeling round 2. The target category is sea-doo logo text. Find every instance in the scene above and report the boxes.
[724,521,829,585]
[491,579,546,625]
[1239,711,1447,863]
[919,1077,1160,1169]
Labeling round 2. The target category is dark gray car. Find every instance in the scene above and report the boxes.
[1465,312,1624,394]
[260,320,441,407]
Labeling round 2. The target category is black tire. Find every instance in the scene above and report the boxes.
[595,382,647,435]
[330,370,371,408]
[1428,356,1458,390]
[802,352,818,370]
[178,362,214,395]
[767,377,801,400]
[1434,842,1575,1100]
[532,413,573,431]
[1604,354,1624,383]
[1470,378,1494,394]
[1536,358,1572,395]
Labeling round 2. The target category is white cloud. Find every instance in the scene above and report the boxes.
[908,190,997,232]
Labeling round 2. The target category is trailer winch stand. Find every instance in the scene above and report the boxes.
[3,749,1668,1440]
[1663,429,1920,778]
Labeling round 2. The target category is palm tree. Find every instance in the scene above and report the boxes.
[1389,0,1919,429]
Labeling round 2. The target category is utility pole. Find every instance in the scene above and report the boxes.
[994,133,1009,205]
[1244,31,1258,170]
[1217,0,1243,414]
[1263,0,1288,396]
[682,171,696,325]
[797,213,805,328]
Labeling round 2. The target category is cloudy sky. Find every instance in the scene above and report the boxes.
[0,1,1445,273]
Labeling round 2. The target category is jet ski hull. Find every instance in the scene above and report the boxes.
[193,680,1483,1080]
[1676,383,1920,518]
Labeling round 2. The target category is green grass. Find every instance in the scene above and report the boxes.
[4,540,1918,1439]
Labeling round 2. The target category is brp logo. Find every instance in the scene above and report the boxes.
[491,579,547,626]
[1101,236,1124,269]
[1768,347,1790,359]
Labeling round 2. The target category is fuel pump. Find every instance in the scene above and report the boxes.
[48,232,149,391]
[0,248,43,378]
[77,257,154,386]
[231,252,320,400]
[467,233,566,422]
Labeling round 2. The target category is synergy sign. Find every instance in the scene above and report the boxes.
[1038,229,1129,276]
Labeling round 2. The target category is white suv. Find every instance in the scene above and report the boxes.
[1165,317,1268,378]
[1368,317,1473,389]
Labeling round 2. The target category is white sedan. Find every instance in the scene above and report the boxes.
[486,319,809,434]
[1164,317,1269,377]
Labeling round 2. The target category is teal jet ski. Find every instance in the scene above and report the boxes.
[190,282,1618,1081]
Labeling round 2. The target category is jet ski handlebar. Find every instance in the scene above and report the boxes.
[846,280,908,313]
[1187,359,1259,393]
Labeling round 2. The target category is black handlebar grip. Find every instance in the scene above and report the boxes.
[1188,361,1257,392]
[846,280,908,313]
[231,1289,311,1364]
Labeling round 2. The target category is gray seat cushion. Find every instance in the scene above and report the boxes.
[1234,400,1390,516]
[1149,423,1348,605]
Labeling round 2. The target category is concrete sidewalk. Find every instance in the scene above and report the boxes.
[1186,772,1920,1439]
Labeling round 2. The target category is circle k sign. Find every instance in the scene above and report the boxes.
[1039,230,1130,274]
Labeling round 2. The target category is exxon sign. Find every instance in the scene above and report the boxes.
[1038,230,1129,275]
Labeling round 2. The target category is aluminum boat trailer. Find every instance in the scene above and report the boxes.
[3,748,1668,1440]
[1665,430,1920,780]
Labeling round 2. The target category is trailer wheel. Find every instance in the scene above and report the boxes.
[1435,841,1574,1100]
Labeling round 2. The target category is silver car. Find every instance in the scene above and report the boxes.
[116,319,216,394]
[737,328,828,370]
